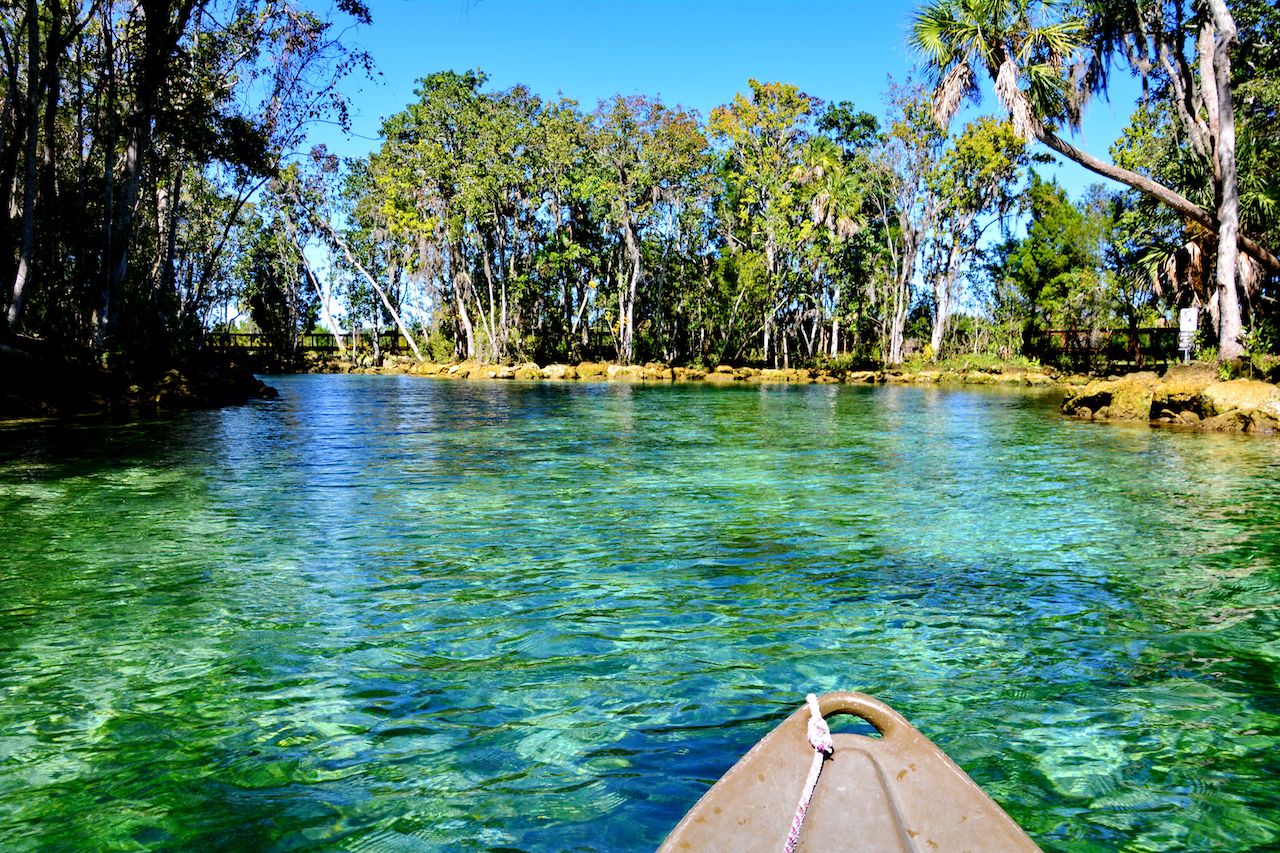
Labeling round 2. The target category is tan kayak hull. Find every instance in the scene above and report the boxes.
[659,691,1041,852]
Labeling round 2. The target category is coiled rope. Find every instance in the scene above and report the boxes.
[783,693,834,853]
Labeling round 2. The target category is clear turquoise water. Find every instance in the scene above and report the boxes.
[1,375,1278,851]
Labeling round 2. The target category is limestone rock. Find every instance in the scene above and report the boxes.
[1200,379,1280,419]
[1154,364,1216,412]
[513,363,542,380]
[642,362,674,381]
[607,364,644,381]
[542,364,577,380]
[1198,409,1280,433]
[576,361,608,379]
[673,367,706,382]
[1062,372,1160,421]
[155,369,196,409]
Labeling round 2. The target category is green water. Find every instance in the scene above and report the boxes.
[1,376,1278,852]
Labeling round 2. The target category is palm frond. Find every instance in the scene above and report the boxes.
[994,57,1042,141]
[932,60,975,128]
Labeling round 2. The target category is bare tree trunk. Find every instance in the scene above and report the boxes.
[6,3,40,335]
[618,218,641,364]
[318,218,424,362]
[929,239,963,356]
[479,239,501,361]
[1208,0,1243,360]
[830,285,841,358]
[447,238,475,360]
[289,232,345,357]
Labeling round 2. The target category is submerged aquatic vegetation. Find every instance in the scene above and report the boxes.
[0,376,1277,851]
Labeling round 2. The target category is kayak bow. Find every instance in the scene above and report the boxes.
[659,691,1040,852]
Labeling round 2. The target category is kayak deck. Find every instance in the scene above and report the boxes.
[659,691,1040,852]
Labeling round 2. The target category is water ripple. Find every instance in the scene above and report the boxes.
[0,377,1277,851]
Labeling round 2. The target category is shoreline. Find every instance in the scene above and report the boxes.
[304,357,1075,389]
[0,343,277,420]
[1062,364,1280,435]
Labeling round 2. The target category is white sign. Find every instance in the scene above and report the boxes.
[1178,307,1198,359]
[1179,307,1199,334]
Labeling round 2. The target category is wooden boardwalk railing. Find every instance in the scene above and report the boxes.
[207,331,409,354]
[1025,327,1180,368]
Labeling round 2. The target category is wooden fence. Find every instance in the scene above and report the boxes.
[207,331,409,354]
[1024,327,1180,368]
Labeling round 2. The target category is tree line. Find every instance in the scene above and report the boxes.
[3,0,1278,372]
[0,0,371,370]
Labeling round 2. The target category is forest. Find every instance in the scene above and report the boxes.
[1,0,1278,376]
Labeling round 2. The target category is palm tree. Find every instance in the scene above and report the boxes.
[801,137,863,240]
[798,136,865,357]
[910,0,1276,359]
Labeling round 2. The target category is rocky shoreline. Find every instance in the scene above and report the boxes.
[1062,364,1280,434]
[0,342,277,419]
[314,356,1069,388]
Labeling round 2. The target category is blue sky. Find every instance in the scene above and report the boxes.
[324,0,1145,199]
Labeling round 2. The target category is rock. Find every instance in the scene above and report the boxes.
[542,364,577,380]
[1200,379,1280,419]
[844,371,880,384]
[576,361,608,379]
[513,363,542,380]
[703,370,740,383]
[1154,364,1216,413]
[673,367,706,382]
[155,369,196,409]
[1201,410,1252,432]
[642,362,674,382]
[1062,372,1160,421]
[492,366,516,380]
[1177,410,1201,425]
[607,364,644,381]
[756,368,811,383]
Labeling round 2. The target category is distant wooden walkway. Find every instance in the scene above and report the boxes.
[208,331,409,354]
[1025,327,1180,368]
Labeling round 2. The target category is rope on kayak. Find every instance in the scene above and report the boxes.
[783,693,834,853]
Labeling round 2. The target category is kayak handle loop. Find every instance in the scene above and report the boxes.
[783,693,912,853]
[812,691,909,742]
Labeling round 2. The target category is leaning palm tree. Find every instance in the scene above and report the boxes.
[909,0,1276,359]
